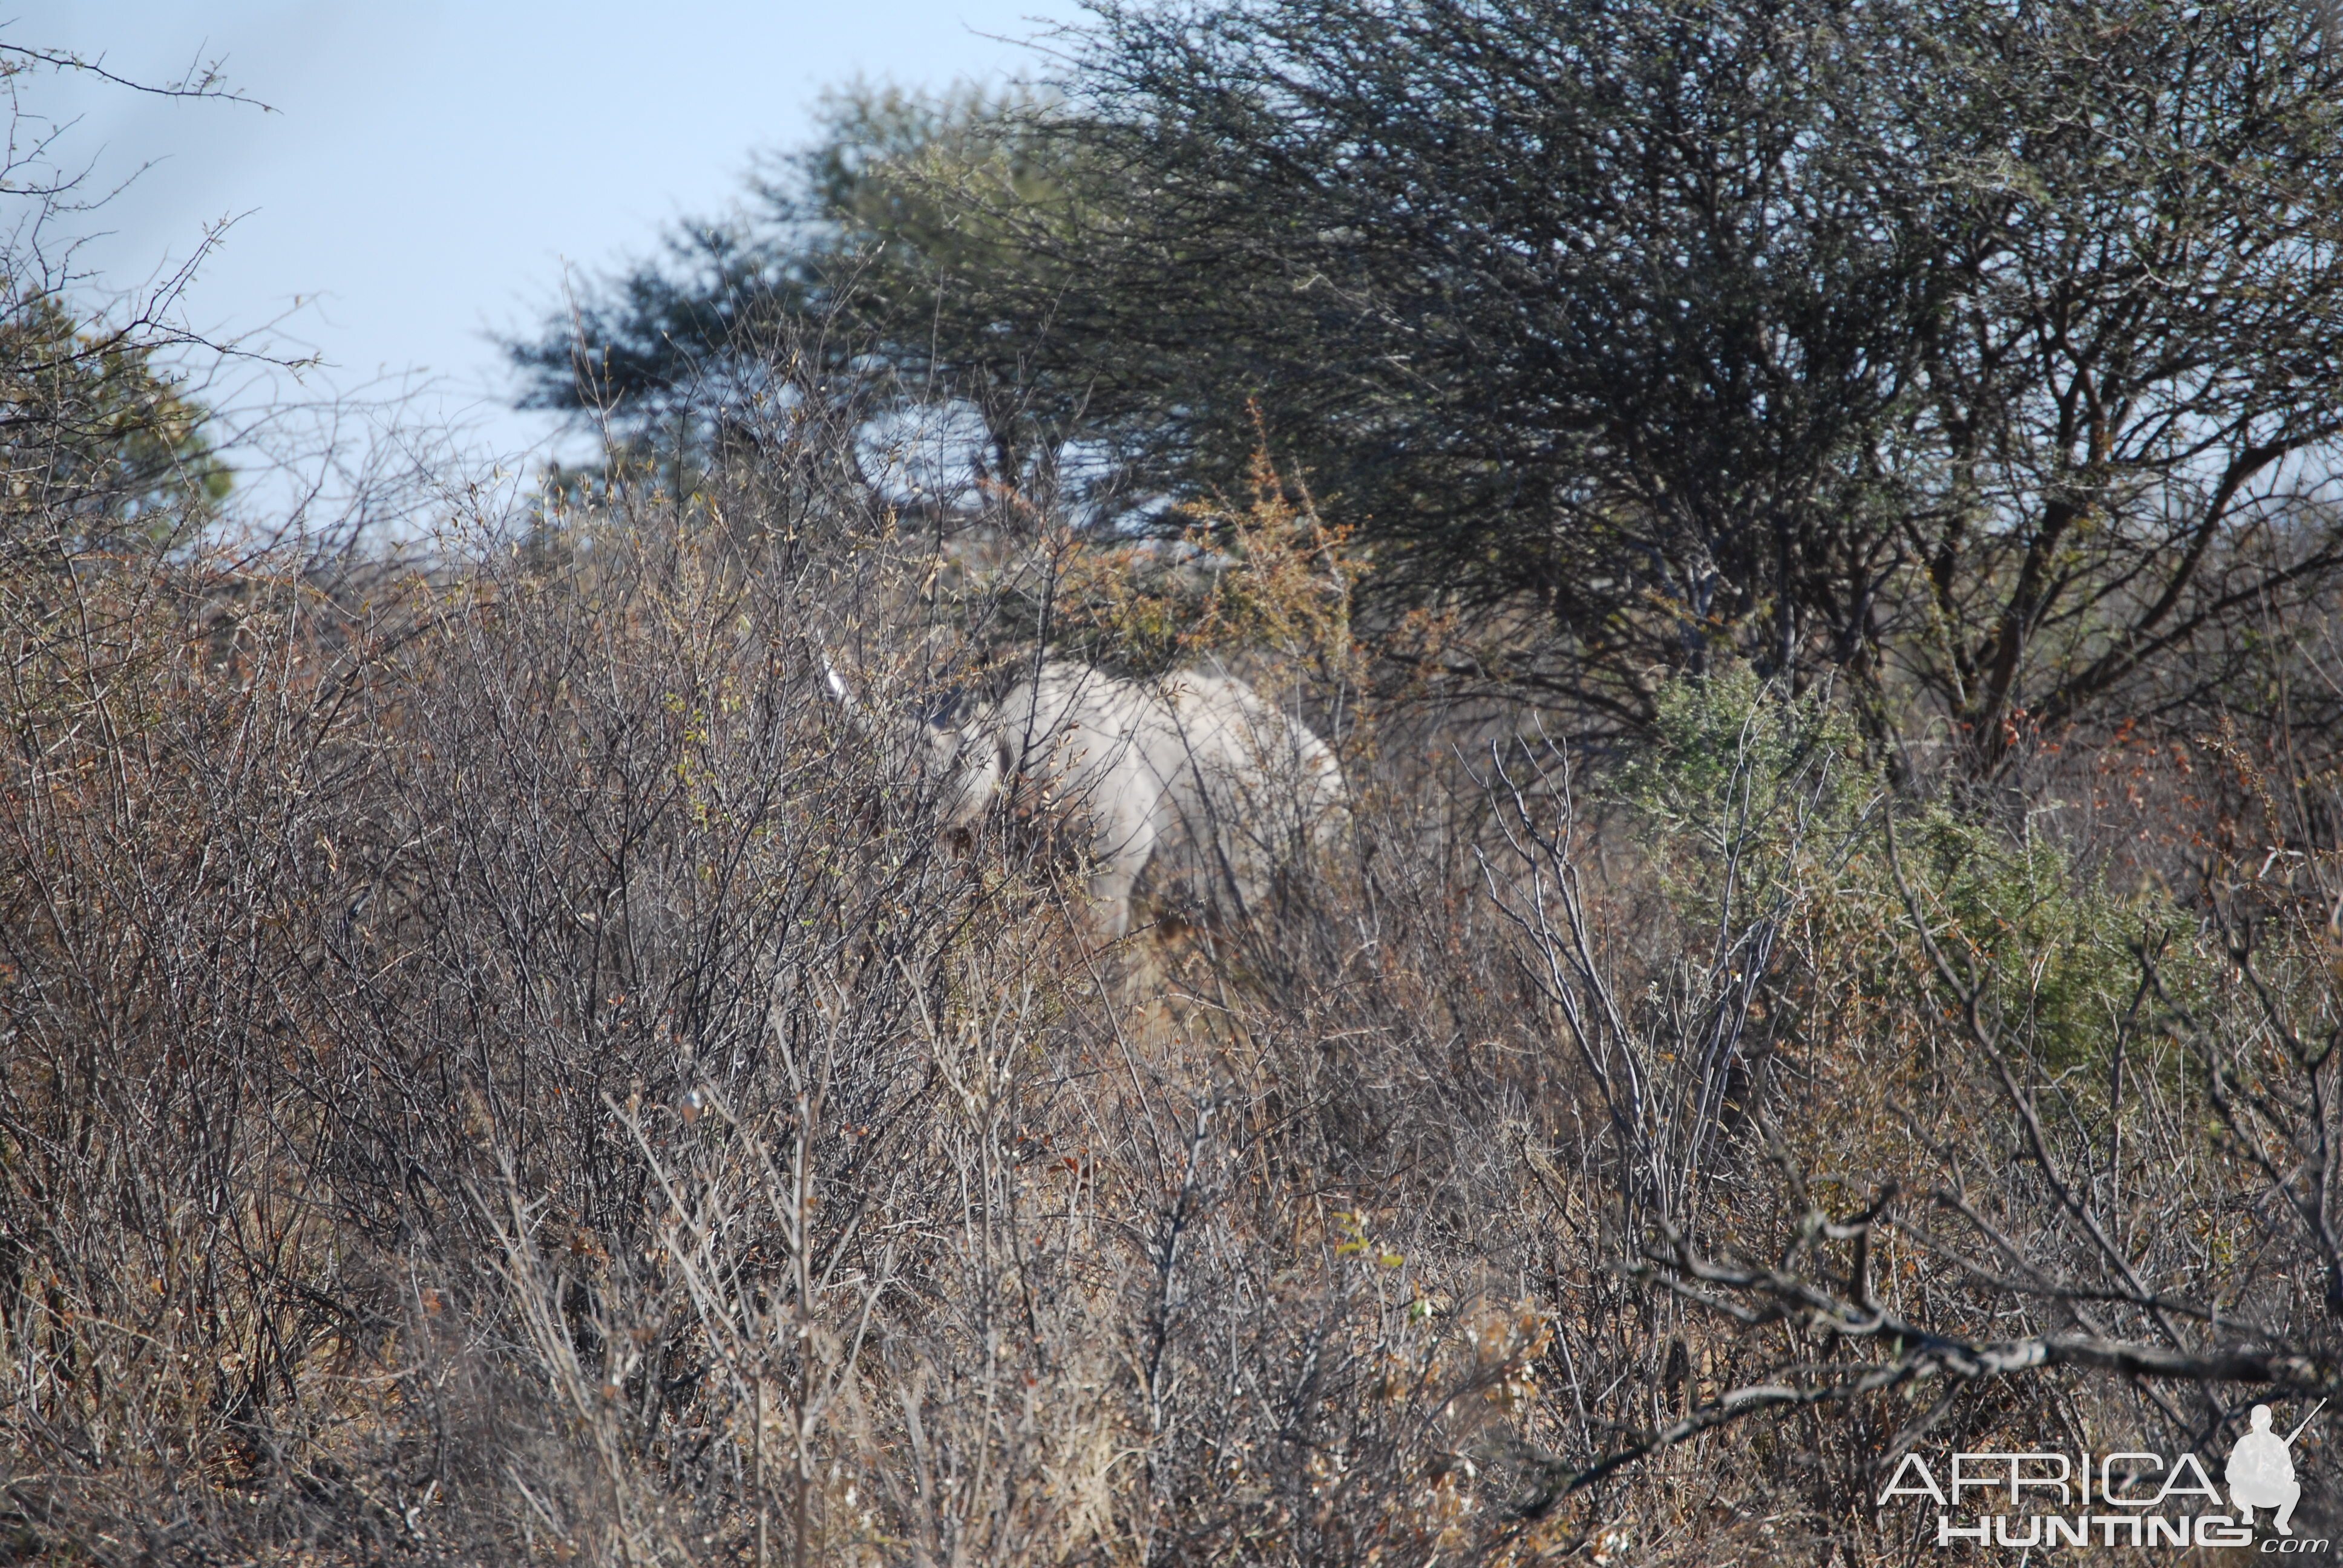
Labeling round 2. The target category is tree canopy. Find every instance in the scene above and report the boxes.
[2,45,238,564]
[515,0,2343,759]
[2,287,232,560]
[510,83,1085,492]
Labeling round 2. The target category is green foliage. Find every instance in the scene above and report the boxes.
[797,81,1075,288]
[508,82,1084,482]
[2,289,231,550]
[1620,667,2186,1075]
[1619,664,1870,878]
[1892,809,2173,1073]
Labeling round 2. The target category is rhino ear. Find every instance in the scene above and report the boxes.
[822,659,859,711]
[810,638,868,725]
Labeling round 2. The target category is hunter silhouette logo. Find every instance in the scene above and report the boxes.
[2230,1400,2324,1537]
[1877,1401,2329,1549]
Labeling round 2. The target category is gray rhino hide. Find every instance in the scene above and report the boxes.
[919,662,1347,936]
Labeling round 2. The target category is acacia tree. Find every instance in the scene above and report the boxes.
[1046,0,1961,730]
[1900,1,2343,762]
[508,83,1090,501]
[1029,0,2343,756]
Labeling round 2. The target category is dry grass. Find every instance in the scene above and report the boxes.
[4,413,2342,1568]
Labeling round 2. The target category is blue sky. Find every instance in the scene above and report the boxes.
[8,2,1076,477]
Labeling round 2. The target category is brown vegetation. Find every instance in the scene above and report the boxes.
[11,27,2343,1557]
[6,385,2343,1563]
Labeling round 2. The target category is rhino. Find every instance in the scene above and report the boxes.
[827,655,1346,936]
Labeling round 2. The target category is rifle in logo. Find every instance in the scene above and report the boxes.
[2230,1399,2325,1536]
